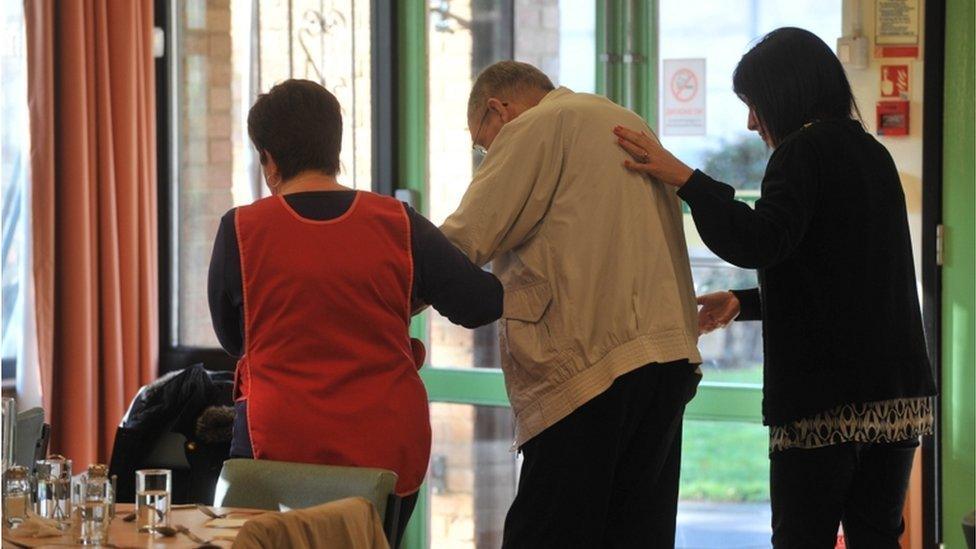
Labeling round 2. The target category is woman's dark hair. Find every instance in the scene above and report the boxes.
[733,27,860,145]
[247,79,342,180]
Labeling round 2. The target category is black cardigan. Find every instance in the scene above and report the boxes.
[678,119,936,425]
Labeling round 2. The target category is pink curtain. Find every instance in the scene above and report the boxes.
[25,0,158,465]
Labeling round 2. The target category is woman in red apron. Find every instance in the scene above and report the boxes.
[208,80,503,539]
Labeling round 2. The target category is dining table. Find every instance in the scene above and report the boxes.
[2,503,266,548]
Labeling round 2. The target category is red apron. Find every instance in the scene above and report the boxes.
[234,192,431,495]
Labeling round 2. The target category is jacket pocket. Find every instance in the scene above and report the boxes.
[503,281,552,323]
[501,281,555,389]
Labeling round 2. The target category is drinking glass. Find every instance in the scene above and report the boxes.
[1,398,14,471]
[71,465,113,545]
[3,465,31,527]
[35,455,73,525]
[135,469,171,533]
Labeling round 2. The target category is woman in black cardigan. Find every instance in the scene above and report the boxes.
[613,28,936,547]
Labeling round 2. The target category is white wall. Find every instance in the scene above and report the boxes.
[843,0,925,276]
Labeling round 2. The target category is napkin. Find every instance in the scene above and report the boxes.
[206,517,249,529]
[7,514,63,538]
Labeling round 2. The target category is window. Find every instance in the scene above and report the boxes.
[169,0,371,349]
[429,403,517,547]
[676,420,771,547]
[1,0,30,388]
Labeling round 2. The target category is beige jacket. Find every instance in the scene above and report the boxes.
[232,497,389,549]
[441,87,701,447]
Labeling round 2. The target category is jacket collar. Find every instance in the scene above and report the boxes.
[539,86,573,105]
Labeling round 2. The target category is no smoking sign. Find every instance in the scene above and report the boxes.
[670,69,699,102]
[662,59,706,136]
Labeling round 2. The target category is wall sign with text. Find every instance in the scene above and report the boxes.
[875,0,919,58]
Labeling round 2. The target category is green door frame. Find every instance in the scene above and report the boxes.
[939,1,975,547]
[397,2,762,546]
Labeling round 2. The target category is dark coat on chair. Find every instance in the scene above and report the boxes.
[109,364,234,503]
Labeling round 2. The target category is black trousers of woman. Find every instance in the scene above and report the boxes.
[770,438,919,548]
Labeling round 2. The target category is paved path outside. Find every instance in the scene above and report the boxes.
[676,501,772,549]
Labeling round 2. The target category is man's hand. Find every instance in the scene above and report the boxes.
[697,291,740,335]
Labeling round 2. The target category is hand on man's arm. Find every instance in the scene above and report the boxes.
[408,206,502,328]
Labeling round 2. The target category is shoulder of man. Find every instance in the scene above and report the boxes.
[501,88,637,143]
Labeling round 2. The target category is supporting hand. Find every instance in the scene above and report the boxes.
[696,291,741,335]
[612,126,694,187]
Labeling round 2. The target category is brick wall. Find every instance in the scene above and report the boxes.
[514,0,560,83]
[178,0,235,347]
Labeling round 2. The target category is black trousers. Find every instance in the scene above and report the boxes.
[502,361,701,549]
[770,438,919,548]
[393,492,417,549]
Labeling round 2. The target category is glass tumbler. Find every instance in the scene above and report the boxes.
[71,464,114,545]
[135,469,171,534]
[35,455,73,525]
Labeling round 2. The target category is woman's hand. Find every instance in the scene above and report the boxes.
[613,126,695,187]
[697,291,741,335]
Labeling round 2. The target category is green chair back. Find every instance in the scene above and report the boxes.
[213,459,401,543]
[13,407,47,470]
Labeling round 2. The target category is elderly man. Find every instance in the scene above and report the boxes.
[440,60,702,547]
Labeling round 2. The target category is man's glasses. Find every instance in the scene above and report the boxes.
[471,102,507,156]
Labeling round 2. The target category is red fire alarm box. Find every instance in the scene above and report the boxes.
[877,101,910,136]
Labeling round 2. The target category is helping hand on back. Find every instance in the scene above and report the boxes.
[612,126,695,188]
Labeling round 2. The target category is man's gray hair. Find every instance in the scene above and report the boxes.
[467,61,555,120]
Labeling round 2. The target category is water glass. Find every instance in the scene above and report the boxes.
[1,397,14,471]
[35,455,73,524]
[3,465,31,527]
[135,469,171,533]
[71,464,114,545]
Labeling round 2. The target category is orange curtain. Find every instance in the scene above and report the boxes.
[25,0,158,466]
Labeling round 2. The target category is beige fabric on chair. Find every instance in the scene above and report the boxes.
[231,497,390,549]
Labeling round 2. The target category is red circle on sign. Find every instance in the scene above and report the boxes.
[670,69,698,102]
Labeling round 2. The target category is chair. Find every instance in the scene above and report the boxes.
[13,407,49,470]
[213,459,402,546]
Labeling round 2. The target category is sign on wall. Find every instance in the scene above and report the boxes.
[875,0,919,58]
[662,58,706,136]
[880,64,911,99]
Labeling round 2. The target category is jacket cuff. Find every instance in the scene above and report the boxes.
[676,169,718,204]
[730,288,761,321]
